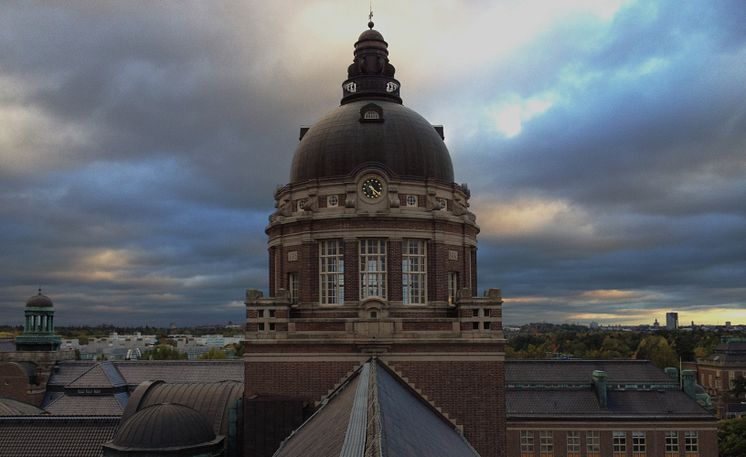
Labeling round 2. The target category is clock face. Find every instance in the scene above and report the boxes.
[361,177,384,200]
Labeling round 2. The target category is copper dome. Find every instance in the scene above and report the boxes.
[110,403,219,450]
[25,291,53,308]
[290,100,454,184]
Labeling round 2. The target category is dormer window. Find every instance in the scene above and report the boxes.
[296,199,306,213]
[360,103,384,123]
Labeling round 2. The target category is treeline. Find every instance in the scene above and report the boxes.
[506,324,739,368]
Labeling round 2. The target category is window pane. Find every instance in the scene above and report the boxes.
[402,240,426,304]
[360,239,387,299]
[320,240,344,304]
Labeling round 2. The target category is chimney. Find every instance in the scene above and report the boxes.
[664,367,679,382]
[681,369,696,397]
[592,370,608,408]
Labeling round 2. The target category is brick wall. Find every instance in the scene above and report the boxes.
[506,423,719,457]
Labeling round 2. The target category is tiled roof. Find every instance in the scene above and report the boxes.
[506,389,714,419]
[0,416,119,457]
[49,360,244,388]
[702,341,746,364]
[67,362,127,389]
[506,360,673,385]
[274,360,479,457]
[114,360,244,384]
[44,394,125,416]
[0,398,45,416]
[48,361,95,386]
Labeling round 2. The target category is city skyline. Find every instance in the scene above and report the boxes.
[1,0,745,326]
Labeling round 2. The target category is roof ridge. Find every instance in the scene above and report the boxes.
[65,363,104,387]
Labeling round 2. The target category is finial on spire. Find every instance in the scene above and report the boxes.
[368,0,374,29]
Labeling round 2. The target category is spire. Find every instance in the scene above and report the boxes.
[340,17,402,105]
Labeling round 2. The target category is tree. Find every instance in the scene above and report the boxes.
[198,348,227,360]
[719,417,746,457]
[635,335,678,369]
[141,345,187,360]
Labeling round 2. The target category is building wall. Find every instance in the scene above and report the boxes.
[0,350,75,406]
[506,421,718,457]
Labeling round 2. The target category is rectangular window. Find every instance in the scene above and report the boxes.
[402,240,426,304]
[585,431,601,457]
[360,239,387,299]
[519,430,534,457]
[685,431,698,454]
[448,272,458,304]
[613,431,626,455]
[288,273,298,303]
[665,431,679,456]
[539,431,553,457]
[319,240,344,304]
[632,431,646,456]
[567,431,580,457]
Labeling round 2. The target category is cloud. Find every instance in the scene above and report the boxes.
[1,0,745,326]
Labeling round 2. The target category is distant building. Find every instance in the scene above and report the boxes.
[506,360,717,457]
[685,338,746,419]
[666,312,679,330]
[0,291,74,405]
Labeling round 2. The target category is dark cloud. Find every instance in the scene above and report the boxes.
[1,1,745,325]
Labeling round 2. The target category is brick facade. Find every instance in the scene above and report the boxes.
[506,422,718,457]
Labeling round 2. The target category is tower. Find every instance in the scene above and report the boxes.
[15,289,61,351]
[244,21,506,457]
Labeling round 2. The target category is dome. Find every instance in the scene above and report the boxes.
[290,100,454,183]
[357,27,386,45]
[110,403,217,450]
[25,290,53,308]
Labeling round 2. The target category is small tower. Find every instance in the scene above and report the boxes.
[15,289,61,351]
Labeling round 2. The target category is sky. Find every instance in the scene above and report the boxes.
[1,0,745,326]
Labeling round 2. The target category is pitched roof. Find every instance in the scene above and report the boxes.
[48,360,244,388]
[48,361,95,386]
[506,389,714,420]
[274,360,480,457]
[0,416,118,457]
[66,361,127,389]
[109,360,244,385]
[44,394,125,416]
[506,360,673,385]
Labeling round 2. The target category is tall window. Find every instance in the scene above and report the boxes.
[360,239,386,299]
[519,431,534,457]
[448,272,458,304]
[665,431,679,456]
[586,431,600,457]
[288,273,298,303]
[319,240,344,304]
[567,431,580,457]
[539,431,553,457]
[613,432,627,455]
[402,240,426,304]
[684,431,698,454]
[632,431,646,456]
